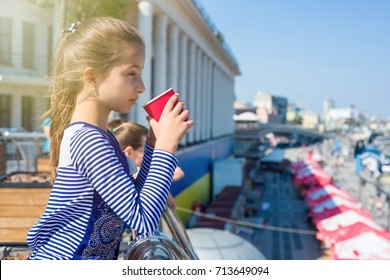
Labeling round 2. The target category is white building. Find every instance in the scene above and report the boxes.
[323,98,335,115]
[0,0,52,131]
[0,0,240,145]
[253,91,287,124]
[300,110,319,130]
[0,0,241,222]
[325,106,360,130]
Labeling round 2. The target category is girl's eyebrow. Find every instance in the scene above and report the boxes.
[127,64,144,70]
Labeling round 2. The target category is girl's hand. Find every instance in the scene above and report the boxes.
[148,93,194,154]
[166,192,176,209]
[145,125,156,147]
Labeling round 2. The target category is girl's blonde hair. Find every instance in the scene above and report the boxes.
[46,17,144,183]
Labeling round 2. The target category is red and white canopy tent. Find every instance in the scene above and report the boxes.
[291,153,390,259]
[309,196,371,224]
[304,184,354,208]
[331,231,390,260]
[316,210,387,245]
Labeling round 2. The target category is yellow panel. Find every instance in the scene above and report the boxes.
[174,173,211,224]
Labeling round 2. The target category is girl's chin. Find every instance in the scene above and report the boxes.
[117,106,133,114]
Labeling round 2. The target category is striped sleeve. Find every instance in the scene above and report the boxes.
[70,128,177,233]
[134,143,154,189]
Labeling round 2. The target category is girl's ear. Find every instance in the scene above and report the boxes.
[84,67,96,85]
[123,146,135,159]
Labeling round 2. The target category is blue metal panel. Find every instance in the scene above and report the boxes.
[171,137,234,196]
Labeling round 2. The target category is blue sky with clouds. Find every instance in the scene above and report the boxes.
[200,0,390,117]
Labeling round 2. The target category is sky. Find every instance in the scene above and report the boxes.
[199,0,390,118]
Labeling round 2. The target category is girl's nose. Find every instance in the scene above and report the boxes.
[136,83,145,94]
[136,79,145,94]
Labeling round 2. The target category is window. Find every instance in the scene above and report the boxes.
[0,17,12,65]
[23,21,35,69]
[0,95,11,127]
[22,96,34,131]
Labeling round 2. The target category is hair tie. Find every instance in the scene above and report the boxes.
[64,21,81,33]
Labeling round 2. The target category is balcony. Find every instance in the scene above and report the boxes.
[0,53,50,85]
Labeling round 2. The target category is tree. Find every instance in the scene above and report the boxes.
[345,118,359,127]
[36,0,136,28]
[288,115,303,125]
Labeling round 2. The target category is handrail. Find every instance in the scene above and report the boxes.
[160,205,199,260]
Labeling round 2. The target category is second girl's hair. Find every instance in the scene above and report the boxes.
[113,122,148,151]
[46,17,145,182]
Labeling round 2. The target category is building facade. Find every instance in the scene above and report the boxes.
[0,0,52,131]
[253,91,287,124]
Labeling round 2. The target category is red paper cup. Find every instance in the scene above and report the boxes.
[143,88,187,122]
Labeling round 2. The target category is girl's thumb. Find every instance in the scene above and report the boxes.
[146,115,157,128]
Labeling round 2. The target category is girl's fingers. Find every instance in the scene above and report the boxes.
[179,109,190,121]
[161,93,179,117]
[172,101,185,115]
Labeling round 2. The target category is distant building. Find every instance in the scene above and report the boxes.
[323,98,335,116]
[253,91,287,124]
[286,102,302,124]
[286,102,319,130]
[233,102,259,130]
[301,111,319,130]
[233,102,257,116]
[325,106,360,131]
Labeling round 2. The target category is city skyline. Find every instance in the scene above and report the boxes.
[200,0,390,118]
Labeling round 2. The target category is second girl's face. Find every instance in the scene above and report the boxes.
[132,135,147,167]
[96,43,145,114]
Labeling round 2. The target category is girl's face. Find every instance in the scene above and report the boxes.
[125,135,146,167]
[96,44,145,114]
[132,135,146,167]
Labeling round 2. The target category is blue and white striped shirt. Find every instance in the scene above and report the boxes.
[27,122,177,260]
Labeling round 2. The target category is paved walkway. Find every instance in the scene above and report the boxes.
[243,167,321,260]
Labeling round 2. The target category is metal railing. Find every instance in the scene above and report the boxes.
[0,131,46,173]
[122,205,199,260]
[160,205,199,260]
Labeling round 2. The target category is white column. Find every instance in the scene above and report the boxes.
[195,47,202,142]
[168,25,179,90]
[11,95,22,129]
[153,14,168,97]
[216,69,221,137]
[201,53,208,140]
[217,68,223,137]
[206,58,213,139]
[12,20,22,69]
[178,33,189,146]
[229,77,235,134]
[52,0,62,46]
[223,74,228,135]
[187,41,196,144]
[221,72,226,135]
[211,65,218,138]
[137,0,154,125]
[224,73,230,135]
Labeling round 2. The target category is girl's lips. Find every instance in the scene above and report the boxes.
[130,98,138,105]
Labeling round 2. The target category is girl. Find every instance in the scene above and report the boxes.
[27,17,193,260]
[113,122,185,209]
